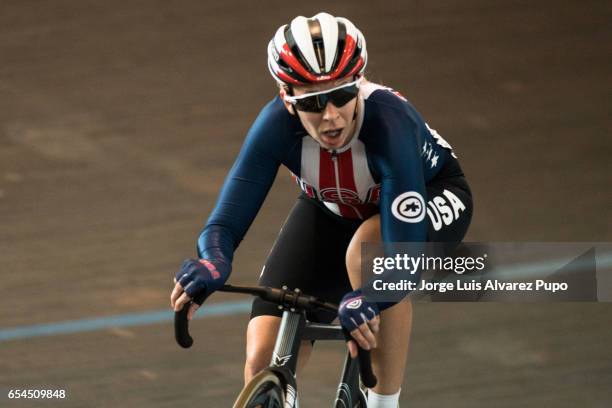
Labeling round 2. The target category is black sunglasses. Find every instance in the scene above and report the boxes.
[284,78,361,113]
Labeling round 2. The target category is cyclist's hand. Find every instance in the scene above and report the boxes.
[170,259,222,319]
[338,290,380,358]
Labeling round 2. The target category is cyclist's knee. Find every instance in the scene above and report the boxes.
[244,356,268,383]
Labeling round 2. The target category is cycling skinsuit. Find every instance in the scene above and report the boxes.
[197,82,473,322]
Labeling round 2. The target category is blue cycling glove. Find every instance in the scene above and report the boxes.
[175,259,225,305]
[338,289,380,332]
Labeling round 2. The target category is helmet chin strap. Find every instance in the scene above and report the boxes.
[350,91,363,133]
[336,96,361,151]
[353,75,361,120]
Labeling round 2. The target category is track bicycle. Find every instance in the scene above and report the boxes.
[175,284,377,407]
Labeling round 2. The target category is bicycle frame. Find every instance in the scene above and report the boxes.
[270,309,365,407]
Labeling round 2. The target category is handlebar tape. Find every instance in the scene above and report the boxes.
[174,305,193,348]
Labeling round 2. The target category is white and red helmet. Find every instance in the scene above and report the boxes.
[267,12,368,86]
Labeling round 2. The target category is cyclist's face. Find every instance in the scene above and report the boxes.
[283,78,359,150]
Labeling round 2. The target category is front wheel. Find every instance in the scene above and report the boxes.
[233,369,286,408]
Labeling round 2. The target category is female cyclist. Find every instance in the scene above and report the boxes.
[171,12,472,408]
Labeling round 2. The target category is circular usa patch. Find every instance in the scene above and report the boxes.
[391,191,426,223]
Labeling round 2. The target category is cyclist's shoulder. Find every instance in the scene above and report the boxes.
[360,82,425,146]
[361,81,426,132]
[255,96,293,125]
[361,81,416,114]
[248,96,302,144]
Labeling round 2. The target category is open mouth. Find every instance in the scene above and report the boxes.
[321,128,343,139]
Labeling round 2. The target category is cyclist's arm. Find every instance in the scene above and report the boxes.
[197,100,289,284]
[363,105,429,309]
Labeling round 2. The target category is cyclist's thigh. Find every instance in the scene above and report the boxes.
[250,194,359,323]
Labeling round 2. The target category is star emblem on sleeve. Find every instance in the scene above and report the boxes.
[430,153,439,168]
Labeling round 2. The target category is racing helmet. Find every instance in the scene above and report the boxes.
[267,12,368,86]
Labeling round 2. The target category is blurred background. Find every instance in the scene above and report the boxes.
[1,0,610,406]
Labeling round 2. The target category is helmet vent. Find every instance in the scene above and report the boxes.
[307,19,326,73]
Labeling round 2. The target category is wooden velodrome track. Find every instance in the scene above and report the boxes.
[1,1,610,406]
